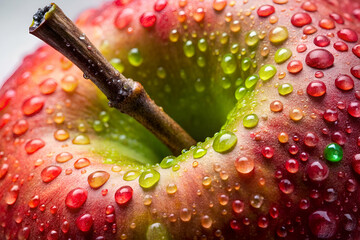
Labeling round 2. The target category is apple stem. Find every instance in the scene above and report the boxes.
[29,3,196,155]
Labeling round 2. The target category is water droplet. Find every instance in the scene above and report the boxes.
[307,161,329,182]
[22,96,44,116]
[139,169,160,189]
[319,18,335,29]
[193,8,205,22]
[115,185,133,205]
[128,48,143,67]
[0,89,15,111]
[110,58,125,73]
[193,147,207,159]
[61,75,78,93]
[213,0,226,11]
[269,26,288,44]
[338,28,358,42]
[160,156,176,169]
[76,213,93,232]
[28,195,40,208]
[146,223,169,240]
[123,170,141,181]
[65,188,87,209]
[235,87,247,100]
[39,78,57,95]
[5,185,19,205]
[213,131,237,153]
[12,119,28,135]
[201,215,212,228]
[314,35,330,47]
[54,129,70,141]
[166,183,177,195]
[183,40,195,58]
[324,143,343,162]
[25,139,45,154]
[88,171,110,189]
[114,8,134,29]
[289,108,303,121]
[154,0,167,11]
[302,1,317,11]
[279,179,294,194]
[335,74,354,91]
[259,65,277,81]
[140,12,157,27]
[348,101,360,117]
[180,208,191,222]
[309,211,337,238]
[274,48,292,64]
[235,156,254,174]
[74,158,91,169]
[245,31,259,47]
[221,54,237,74]
[270,100,283,112]
[41,166,62,183]
[278,83,293,96]
[257,5,275,17]
[245,75,259,89]
[243,114,259,128]
[291,12,312,27]
[72,134,90,145]
[250,194,264,208]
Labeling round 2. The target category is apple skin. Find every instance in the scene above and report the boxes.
[1,0,360,239]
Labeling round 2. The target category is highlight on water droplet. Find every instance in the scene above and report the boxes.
[139,169,160,189]
[213,131,237,153]
[243,114,259,128]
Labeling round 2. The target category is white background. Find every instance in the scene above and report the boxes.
[0,1,107,84]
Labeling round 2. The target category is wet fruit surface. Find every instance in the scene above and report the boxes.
[0,0,360,239]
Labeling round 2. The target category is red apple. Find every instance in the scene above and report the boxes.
[1,0,360,239]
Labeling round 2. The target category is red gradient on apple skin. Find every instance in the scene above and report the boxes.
[0,0,360,239]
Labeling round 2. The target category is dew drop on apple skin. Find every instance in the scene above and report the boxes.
[193,147,207,159]
[221,53,237,74]
[274,48,292,64]
[201,215,213,228]
[93,120,103,132]
[146,222,169,240]
[110,58,125,73]
[88,171,110,189]
[245,31,259,47]
[39,78,57,95]
[324,143,343,162]
[202,176,212,188]
[198,38,207,52]
[41,166,62,183]
[123,170,141,181]
[143,194,153,206]
[183,40,195,58]
[22,96,44,116]
[65,188,88,209]
[74,158,91,169]
[61,75,78,93]
[139,169,160,189]
[241,57,251,71]
[235,87,247,101]
[169,29,179,42]
[12,119,29,136]
[160,156,176,169]
[115,186,133,205]
[243,114,259,128]
[235,156,254,174]
[54,129,70,141]
[259,64,277,81]
[128,48,143,67]
[278,83,293,96]
[213,131,237,153]
[166,183,177,195]
[180,208,191,222]
[232,200,244,214]
[269,26,288,44]
[250,194,264,208]
[54,112,65,124]
[5,185,20,205]
[76,213,93,232]
[56,152,73,163]
[72,134,90,145]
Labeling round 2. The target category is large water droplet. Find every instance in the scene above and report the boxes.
[139,169,160,189]
[65,188,88,209]
[213,131,237,153]
[88,171,110,189]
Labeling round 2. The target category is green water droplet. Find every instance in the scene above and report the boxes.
[169,29,179,42]
[99,111,110,122]
[146,223,169,240]
[157,67,166,79]
[274,48,292,64]
[193,147,207,159]
[221,54,237,75]
[259,64,277,81]
[221,76,231,89]
[278,83,293,96]
[213,131,237,153]
[220,33,229,45]
[235,87,247,100]
[231,44,240,54]
[195,78,205,92]
[93,120,103,132]
[245,75,260,89]
[241,57,251,71]
[172,164,180,171]
[110,58,125,73]
[123,170,141,181]
[243,114,259,128]
[160,156,176,169]
[184,40,195,58]
[128,48,143,67]
[198,38,207,52]
[269,26,289,44]
[241,48,247,56]
[324,143,343,162]
[139,169,160,189]
[197,56,206,67]
[72,134,90,145]
[250,51,256,59]
[245,31,259,47]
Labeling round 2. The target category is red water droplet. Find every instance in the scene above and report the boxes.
[115,186,133,205]
[106,214,115,223]
[106,205,115,214]
[39,78,57,95]
[230,219,241,230]
[305,49,334,69]
[261,146,274,158]
[303,25,317,35]
[18,227,30,240]
[307,161,329,182]
[65,188,88,209]
[285,159,299,173]
[55,152,73,163]
[352,154,360,175]
[140,12,156,28]
[28,195,40,208]
[0,163,9,179]
[114,8,134,29]
[329,13,344,24]
[331,131,346,145]
[307,80,326,97]
[76,213,93,232]
[287,60,303,74]
[50,205,58,215]
[297,44,307,53]
[22,96,44,116]
[232,200,244,214]
[299,199,310,210]
[213,0,226,11]
[0,89,15,111]
[154,0,167,11]
[333,41,348,52]
[87,171,110,189]
[348,101,360,117]
[258,216,269,229]
[352,44,360,58]
[74,158,90,169]
[309,211,337,239]
[0,113,10,129]
[257,5,275,17]
[61,221,70,233]
[25,139,45,154]
[5,185,19,205]
[269,205,279,218]
[288,145,298,155]
[47,230,58,240]
[335,74,354,91]
[338,28,358,42]
[193,8,205,22]
[301,1,317,12]
[304,132,319,147]
[12,119,28,135]
[279,179,294,194]
[319,18,335,29]
[314,35,330,47]
[351,65,360,79]
[315,71,324,78]
[41,166,62,183]
[291,12,312,27]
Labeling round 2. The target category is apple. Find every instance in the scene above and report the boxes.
[1,0,360,239]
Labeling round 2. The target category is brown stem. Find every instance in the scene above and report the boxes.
[29,3,196,155]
